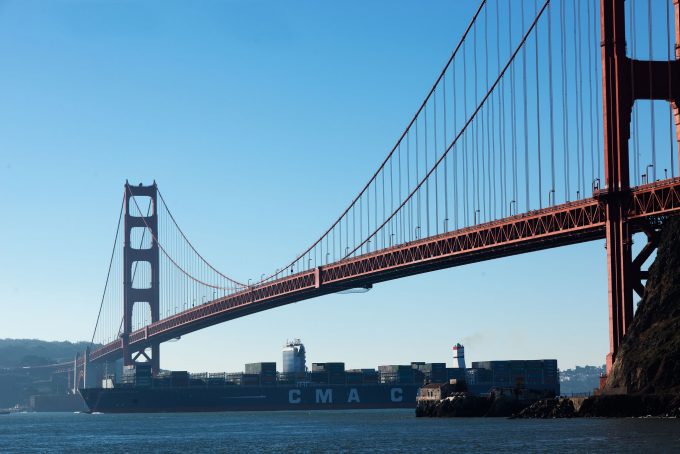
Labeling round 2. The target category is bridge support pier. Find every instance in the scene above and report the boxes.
[122,182,161,374]
[604,205,633,373]
[601,0,680,374]
[676,0,680,165]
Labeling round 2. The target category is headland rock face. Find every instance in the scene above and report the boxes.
[417,218,680,418]
[517,217,680,418]
[604,218,680,396]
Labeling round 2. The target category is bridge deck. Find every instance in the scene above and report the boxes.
[90,178,680,363]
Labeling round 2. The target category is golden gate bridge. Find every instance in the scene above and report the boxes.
[73,0,680,386]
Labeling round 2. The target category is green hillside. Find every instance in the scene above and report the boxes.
[0,339,94,368]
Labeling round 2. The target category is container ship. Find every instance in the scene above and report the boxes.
[80,340,426,412]
[79,341,559,413]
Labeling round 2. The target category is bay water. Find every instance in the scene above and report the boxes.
[1,410,679,453]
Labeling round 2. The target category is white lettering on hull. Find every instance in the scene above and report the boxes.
[289,389,301,404]
[347,388,360,403]
[316,388,332,403]
[390,388,403,402]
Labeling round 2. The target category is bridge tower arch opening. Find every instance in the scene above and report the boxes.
[600,0,680,373]
[122,182,160,374]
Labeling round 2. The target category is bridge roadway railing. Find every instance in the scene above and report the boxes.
[88,177,680,364]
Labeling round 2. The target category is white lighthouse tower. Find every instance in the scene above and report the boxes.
[452,343,466,369]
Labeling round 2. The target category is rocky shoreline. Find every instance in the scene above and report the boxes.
[512,395,680,418]
[416,394,534,418]
[418,217,680,419]
[416,394,680,418]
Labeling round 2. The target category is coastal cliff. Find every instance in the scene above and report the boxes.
[517,217,680,418]
[418,217,680,418]
[604,217,680,395]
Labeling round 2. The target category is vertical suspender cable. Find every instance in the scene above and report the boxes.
[667,0,675,178]
[648,0,656,181]
[631,0,640,186]
[389,152,393,243]
[425,102,430,236]
[366,176,369,251]
[416,120,421,233]
[359,194,363,253]
[398,143,403,242]
[353,202,356,254]
[463,43,469,225]
[594,0,602,182]
[509,0,518,210]
[474,17,482,222]
[407,132,412,239]
[561,0,570,200]
[485,6,492,221]
[490,4,497,219]
[586,0,596,190]
[434,93,439,234]
[500,10,506,215]
[443,74,449,230]
[574,0,584,197]
[346,207,349,256]
[347,0,552,257]
[374,169,378,250]
[548,2,556,200]
[381,169,385,248]
[534,0,543,208]
[453,60,459,229]
[369,172,384,251]
[522,0,530,210]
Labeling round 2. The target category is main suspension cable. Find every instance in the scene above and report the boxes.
[157,190,246,288]
[90,193,125,347]
[345,0,551,259]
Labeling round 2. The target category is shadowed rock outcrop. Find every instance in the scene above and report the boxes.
[502,217,680,418]
[604,217,680,395]
[511,398,576,419]
[418,218,680,418]
[416,394,536,417]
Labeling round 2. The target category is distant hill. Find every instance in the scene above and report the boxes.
[560,365,605,395]
[0,339,94,368]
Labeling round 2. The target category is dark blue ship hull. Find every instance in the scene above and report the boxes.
[80,384,419,412]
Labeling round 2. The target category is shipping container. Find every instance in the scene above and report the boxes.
[328,372,346,385]
[245,362,277,375]
[189,378,205,387]
[363,375,379,384]
[312,362,345,373]
[206,377,227,387]
[261,373,276,381]
[240,374,260,386]
[310,371,329,384]
[379,365,412,374]
[170,371,190,387]
[346,372,363,385]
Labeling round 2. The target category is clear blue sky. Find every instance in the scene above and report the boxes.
[1,0,672,372]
